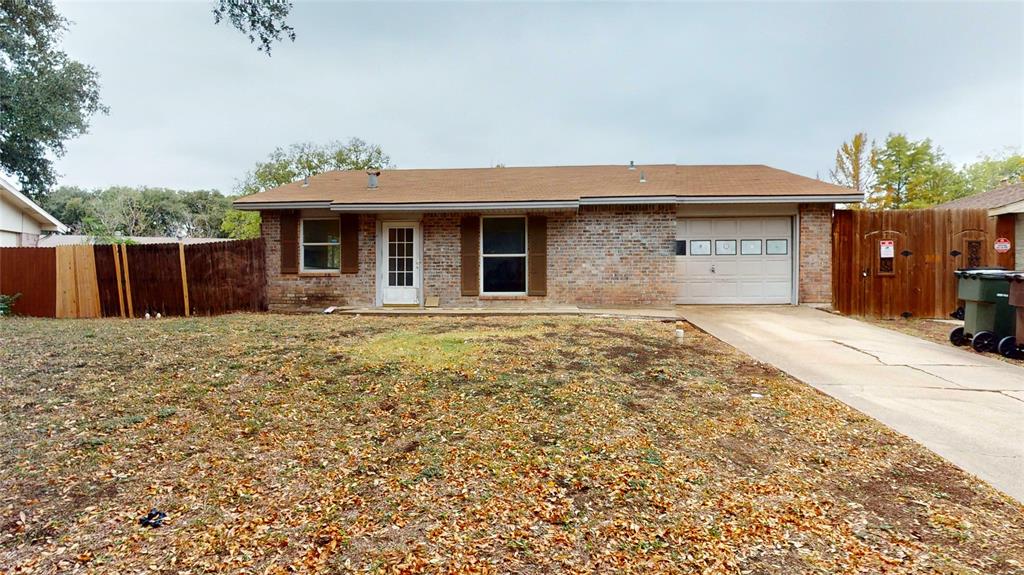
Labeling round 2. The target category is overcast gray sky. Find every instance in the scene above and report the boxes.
[52,0,1023,193]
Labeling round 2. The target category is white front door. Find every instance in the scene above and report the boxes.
[381,222,420,305]
[675,217,794,304]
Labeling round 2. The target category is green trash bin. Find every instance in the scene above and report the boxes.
[949,269,1016,353]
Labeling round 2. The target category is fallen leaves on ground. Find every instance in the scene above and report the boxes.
[0,314,1021,574]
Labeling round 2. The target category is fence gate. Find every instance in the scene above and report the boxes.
[832,208,1014,319]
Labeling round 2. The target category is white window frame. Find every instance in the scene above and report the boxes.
[300,218,341,273]
[480,215,528,296]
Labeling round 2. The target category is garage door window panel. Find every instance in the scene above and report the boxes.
[690,240,712,256]
[482,217,527,294]
[741,240,763,255]
[715,240,737,255]
[766,239,789,255]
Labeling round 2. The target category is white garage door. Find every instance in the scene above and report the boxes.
[675,217,793,304]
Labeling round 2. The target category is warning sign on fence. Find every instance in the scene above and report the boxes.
[879,240,895,258]
[995,238,1012,254]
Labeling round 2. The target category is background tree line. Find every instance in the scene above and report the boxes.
[830,133,1023,209]
[39,138,390,241]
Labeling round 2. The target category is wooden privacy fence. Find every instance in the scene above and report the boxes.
[0,238,267,318]
[832,208,1014,319]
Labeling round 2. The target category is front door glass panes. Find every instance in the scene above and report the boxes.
[388,227,414,287]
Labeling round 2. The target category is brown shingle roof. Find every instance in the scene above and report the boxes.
[936,183,1024,210]
[233,164,856,207]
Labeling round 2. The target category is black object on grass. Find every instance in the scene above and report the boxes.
[139,509,167,528]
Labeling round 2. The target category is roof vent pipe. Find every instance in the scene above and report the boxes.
[367,170,380,189]
[628,160,635,170]
[639,171,646,183]
[302,176,309,187]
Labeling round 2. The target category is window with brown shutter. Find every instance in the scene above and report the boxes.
[527,215,547,296]
[339,214,359,274]
[460,216,480,296]
[279,211,299,274]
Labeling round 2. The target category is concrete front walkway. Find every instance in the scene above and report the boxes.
[679,305,1024,503]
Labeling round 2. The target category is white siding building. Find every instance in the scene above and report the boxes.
[0,176,67,246]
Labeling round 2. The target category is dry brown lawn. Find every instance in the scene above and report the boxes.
[1,314,1022,574]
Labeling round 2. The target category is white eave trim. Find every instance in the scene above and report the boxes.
[578,195,677,205]
[0,175,68,232]
[672,194,864,204]
[330,200,579,212]
[989,199,1024,216]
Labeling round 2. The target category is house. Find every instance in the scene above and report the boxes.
[937,183,1023,268]
[233,164,860,310]
[0,176,67,246]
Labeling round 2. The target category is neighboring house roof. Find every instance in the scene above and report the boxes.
[38,235,230,247]
[935,183,1024,211]
[233,164,860,211]
[0,175,68,232]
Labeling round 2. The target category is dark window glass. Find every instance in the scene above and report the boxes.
[482,218,526,254]
[303,245,340,270]
[482,256,526,292]
[303,220,340,244]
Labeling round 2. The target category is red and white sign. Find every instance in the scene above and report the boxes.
[879,240,895,258]
[994,238,1012,254]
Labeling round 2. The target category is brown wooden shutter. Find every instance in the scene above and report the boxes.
[279,211,299,274]
[339,214,359,273]
[527,215,547,296]
[460,216,480,296]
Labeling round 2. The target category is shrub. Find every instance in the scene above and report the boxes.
[0,293,21,316]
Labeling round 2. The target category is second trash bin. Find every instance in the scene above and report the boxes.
[1005,273,1024,359]
[949,269,1016,353]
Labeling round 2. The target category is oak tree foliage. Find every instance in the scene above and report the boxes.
[212,0,295,55]
[0,0,106,199]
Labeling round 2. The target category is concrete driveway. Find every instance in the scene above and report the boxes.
[679,305,1024,503]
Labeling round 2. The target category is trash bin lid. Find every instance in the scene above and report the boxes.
[954,268,1013,280]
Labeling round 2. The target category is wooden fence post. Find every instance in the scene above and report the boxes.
[120,244,134,318]
[179,242,190,317]
[112,244,125,317]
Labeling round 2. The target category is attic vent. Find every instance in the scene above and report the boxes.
[628,160,636,170]
[367,170,380,189]
[639,170,646,183]
[302,176,309,187]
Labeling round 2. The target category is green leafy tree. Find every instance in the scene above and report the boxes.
[221,209,261,239]
[179,190,232,237]
[959,151,1024,198]
[41,186,235,238]
[1,0,107,199]
[232,139,391,238]
[237,138,391,195]
[213,0,295,55]
[39,186,98,232]
[868,134,964,208]
[829,132,875,202]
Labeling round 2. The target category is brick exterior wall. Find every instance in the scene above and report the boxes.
[420,206,676,307]
[259,204,832,309]
[261,206,676,310]
[261,211,377,310]
[798,203,833,304]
